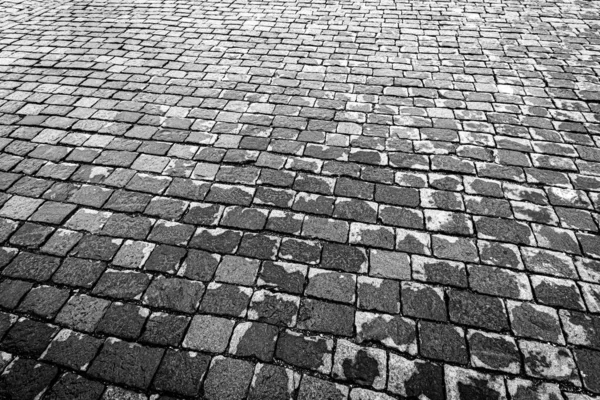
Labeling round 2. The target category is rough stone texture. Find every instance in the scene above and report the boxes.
[1,0,600,397]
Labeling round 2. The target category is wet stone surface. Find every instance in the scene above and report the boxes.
[0,0,600,398]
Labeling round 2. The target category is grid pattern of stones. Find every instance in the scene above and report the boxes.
[0,0,599,399]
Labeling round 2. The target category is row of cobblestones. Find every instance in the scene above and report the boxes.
[1,0,600,398]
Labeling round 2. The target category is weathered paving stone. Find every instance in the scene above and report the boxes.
[519,340,580,385]
[2,251,61,281]
[574,348,600,393]
[44,372,105,400]
[183,202,224,225]
[468,264,533,300]
[349,388,395,400]
[357,277,399,313]
[96,302,149,340]
[148,220,195,246]
[522,247,578,278]
[203,356,255,400]
[88,338,164,390]
[305,268,356,304]
[152,349,210,397]
[1,318,58,357]
[248,290,300,327]
[297,298,354,336]
[102,213,153,240]
[402,282,447,322]
[322,243,367,273]
[179,249,220,281]
[143,276,205,313]
[237,233,281,260]
[275,330,333,373]
[55,294,110,332]
[388,354,444,400]
[479,240,524,270]
[41,329,103,371]
[199,282,252,317]
[412,255,467,287]
[297,375,349,400]
[190,227,242,254]
[92,269,151,300]
[531,275,585,310]
[448,289,509,332]
[507,301,564,344]
[247,363,300,400]
[350,223,395,249]
[144,244,186,274]
[40,228,83,256]
[52,257,105,288]
[419,321,468,364]
[229,321,279,362]
[467,330,520,373]
[140,311,190,347]
[257,261,307,294]
[215,255,260,285]
[71,235,122,261]
[9,222,54,248]
[333,340,387,389]
[279,238,321,264]
[113,240,155,269]
[432,235,478,262]
[17,285,69,318]
[506,378,562,400]
[560,310,600,350]
[369,249,410,279]
[0,358,58,400]
[445,365,507,400]
[355,311,417,353]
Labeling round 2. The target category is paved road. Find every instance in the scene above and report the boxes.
[1,0,600,398]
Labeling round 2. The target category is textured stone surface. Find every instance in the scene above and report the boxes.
[1,0,599,397]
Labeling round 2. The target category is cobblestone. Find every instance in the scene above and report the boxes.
[1,0,600,397]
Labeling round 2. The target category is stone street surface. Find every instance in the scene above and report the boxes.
[0,0,600,398]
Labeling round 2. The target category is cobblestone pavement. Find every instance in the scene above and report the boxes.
[0,0,600,398]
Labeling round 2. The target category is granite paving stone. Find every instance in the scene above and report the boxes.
[1,0,600,397]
